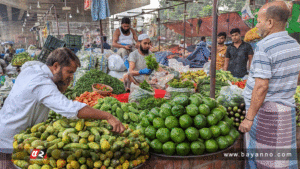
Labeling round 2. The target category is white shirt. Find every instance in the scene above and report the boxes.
[117,27,134,45]
[179,43,187,48]
[0,61,86,153]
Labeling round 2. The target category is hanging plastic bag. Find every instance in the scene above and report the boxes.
[166,87,195,99]
[217,84,244,107]
[108,54,127,71]
[241,0,254,21]
[129,83,155,103]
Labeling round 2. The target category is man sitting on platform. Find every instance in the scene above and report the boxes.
[112,17,138,59]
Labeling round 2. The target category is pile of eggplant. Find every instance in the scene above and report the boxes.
[226,103,246,127]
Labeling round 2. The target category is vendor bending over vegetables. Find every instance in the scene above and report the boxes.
[123,34,166,92]
[0,48,125,168]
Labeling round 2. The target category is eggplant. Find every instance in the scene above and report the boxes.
[235,113,240,118]
[239,103,245,110]
[231,117,235,121]
[235,118,240,122]
[226,112,229,116]
[233,106,238,112]
[230,111,234,116]
[242,110,246,115]
[227,107,232,111]
[240,116,245,120]
[237,109,242,114]
[235,123,240,127]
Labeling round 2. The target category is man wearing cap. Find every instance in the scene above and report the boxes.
[112,17,138,58]
[179,39,187,50]
[123,34,158,91]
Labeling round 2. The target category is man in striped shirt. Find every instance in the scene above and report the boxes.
[240,1,299,168]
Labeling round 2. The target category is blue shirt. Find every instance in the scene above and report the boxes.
[243,31,300,108]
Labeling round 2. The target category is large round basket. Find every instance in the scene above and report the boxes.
[92,83,113,96]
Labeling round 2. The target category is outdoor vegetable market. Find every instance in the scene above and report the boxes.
[0,0,300,169]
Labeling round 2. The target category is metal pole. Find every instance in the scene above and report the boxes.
[184,2,186,55]
[66,13,70,34]
[53,5,60,37]
[100,19,104,53]
[210,0,218,99]
[252,0,255,28]
[158,11,161,51]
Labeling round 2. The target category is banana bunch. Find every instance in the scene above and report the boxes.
[180,70,207,83]
[244,27,261,42]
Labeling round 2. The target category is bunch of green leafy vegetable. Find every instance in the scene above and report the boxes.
[137,97,168,110]
[73,69,126,96]
[145,53,159,71]
[168,79,195,88]
[197,76,230,98]
[216,70,242,83]
[139,80,153,92]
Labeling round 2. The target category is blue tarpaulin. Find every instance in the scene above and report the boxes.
[154,51,171,66]
[177,41,210,68]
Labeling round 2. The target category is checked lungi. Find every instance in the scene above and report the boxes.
[244,101,298,169]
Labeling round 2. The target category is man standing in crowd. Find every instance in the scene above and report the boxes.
[239,1,299,168]
[224,28,254,78]
[112,17,138,58]
[216,32,227,70]
[0,48,125,168]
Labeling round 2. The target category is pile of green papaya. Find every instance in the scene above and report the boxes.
[93,97,142,129]
[136,94,240,156]
[46,111,63,123]
[12,118,149,169]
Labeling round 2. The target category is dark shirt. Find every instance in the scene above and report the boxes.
[225,41,254,78]
[102,42,111,49]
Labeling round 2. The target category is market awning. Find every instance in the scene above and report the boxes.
[163,12,251,37]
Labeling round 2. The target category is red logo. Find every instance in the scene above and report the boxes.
[30,149,47,159]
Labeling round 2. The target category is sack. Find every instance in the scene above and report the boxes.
[6,64,17,75]
[203,61,211,75]
[217,84,244,107]
[166,87,195,99]
[108,70,127,79]
[108,54,127,71]
[241,0,254,20]
[168,59,189,73]
[129,83,155,103]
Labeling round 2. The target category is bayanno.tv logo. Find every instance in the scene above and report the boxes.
[30,149,47,159]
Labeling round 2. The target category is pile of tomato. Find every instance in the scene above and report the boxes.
[75,91,104,107]
[232,80,247,89]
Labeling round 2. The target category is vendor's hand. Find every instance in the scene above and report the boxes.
[124,45,131,50]
[107,115,125,133]
[139,68,152,75]
[239,118,253,133]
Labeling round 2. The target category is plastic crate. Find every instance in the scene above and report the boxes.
[37,47,52,63]
[43,35,66,51]
[64,34,82,49]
